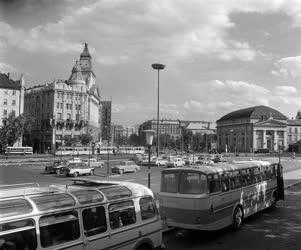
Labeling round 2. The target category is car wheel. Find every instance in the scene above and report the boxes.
[56,169,61,175]
[90,169,94,176]
[119,169,124,175]
[73,172,79,177]
[233,206,243,230]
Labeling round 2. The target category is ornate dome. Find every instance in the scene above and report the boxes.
[68,60,85,85]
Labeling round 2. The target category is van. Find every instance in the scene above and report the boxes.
[0,180,163,250]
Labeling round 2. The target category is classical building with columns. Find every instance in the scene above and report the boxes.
[24,43,102,153]
[216,105,288,153]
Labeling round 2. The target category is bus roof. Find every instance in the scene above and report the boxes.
[0,179,153,220]
[162,160,274,175]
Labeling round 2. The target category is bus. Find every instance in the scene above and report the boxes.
[0,179,163,250]
[5,146,33,155]
[98,146,117,155]
[118,146,145,154]
[159,160,284,231]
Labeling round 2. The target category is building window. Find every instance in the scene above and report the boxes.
[60,103,63,109]
[4,90,8,95]
[66,104,68,109]
[11,110,16,117]
[289,127,292,133]
[70,104,72,110]
[3,109,7,117]
[295,128,298,133]
[67,113,71,120]
[76,114,80,121]
[12,90,16,96]
[3,99,7,105]
[57,103,59,109]
[57,113,62,120]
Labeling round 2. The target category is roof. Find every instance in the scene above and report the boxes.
[0,73,21,90]
[287,119,301,126]
[162,160,272,175]
[80,42,91,58]
[217,105,287,122]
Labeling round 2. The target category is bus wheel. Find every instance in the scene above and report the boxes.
[233,206,243,230]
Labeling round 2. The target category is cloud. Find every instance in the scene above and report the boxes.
[0,62,18,74]
[273,86,297,95]
[272,56,301,78]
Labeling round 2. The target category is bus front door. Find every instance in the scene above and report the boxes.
[276,163,284,200]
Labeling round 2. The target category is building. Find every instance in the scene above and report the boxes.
[24,43,101,153]
[216,105,288,153]
[110,124,139,146]
[0,72,25,146]
[139,119,182,139]
[100,100,112,143]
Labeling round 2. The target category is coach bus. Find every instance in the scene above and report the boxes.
[118,146,145,154]
[0,179,163,250]
[159,160,284,231]
[5,146,33,155]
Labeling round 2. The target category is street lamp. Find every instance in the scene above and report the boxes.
[144,130,155,189]
[152,63,165,157]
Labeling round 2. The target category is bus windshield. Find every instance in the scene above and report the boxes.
[161,171,208,194]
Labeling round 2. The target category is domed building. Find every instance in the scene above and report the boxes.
[216,105,288,153]
[24,43,102,153]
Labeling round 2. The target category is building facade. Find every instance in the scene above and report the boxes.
[216,105,288,153]
[0,73,25,146]
[100,100,112,143]
[24,43,101,153]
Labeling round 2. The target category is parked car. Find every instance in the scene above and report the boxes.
[140,156,156,166]
[254,148,270,154]
[64,162,95,177]
[151,157,168,167]
[166,157,185,168]
[211,154,226,163]
[44,160,67,174]
[111,161,140,174]
[81,158,104,168]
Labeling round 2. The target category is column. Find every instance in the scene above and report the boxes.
[252,129,256,151]
[283,129,287,150]
[263,130,267,149]
[273,130,277,151]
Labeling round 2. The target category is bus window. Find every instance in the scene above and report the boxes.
[221,173,230,192]
[161,172,178,193]
[208,174,221,193]
[140,197,156,220]
[109,200,136,229]
[179,172,207,194]
[82,206,107,237]
[248,168,255,184]
[254,167,261,183]
[39,211,80,247]
[0,199,33,218]
[241,169,249,186]
[0,219,37,250]
[270,165,277,178]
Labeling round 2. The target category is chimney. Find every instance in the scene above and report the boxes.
[7,72,10,79]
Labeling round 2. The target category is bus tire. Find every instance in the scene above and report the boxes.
[233,206,243,230]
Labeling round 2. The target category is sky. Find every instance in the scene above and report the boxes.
[1,0,301,126]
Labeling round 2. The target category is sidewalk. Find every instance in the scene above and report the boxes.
[284,168,301,188]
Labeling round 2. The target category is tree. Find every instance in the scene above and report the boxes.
[63,135,79,146]
[0,113,34,151]
[129,134,143,146]
[79,133,93,145]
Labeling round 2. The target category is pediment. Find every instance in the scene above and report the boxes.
[254,119,287,127]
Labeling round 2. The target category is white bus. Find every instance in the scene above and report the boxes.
[118,146,145,154]
[0,179,163,250]
[5,146,33,155]
[159,160,284,231]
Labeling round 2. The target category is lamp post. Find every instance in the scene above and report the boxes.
[144,130,155,189]
[152,63,165,157]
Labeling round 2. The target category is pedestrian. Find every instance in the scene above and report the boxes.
[293,151,296,159]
